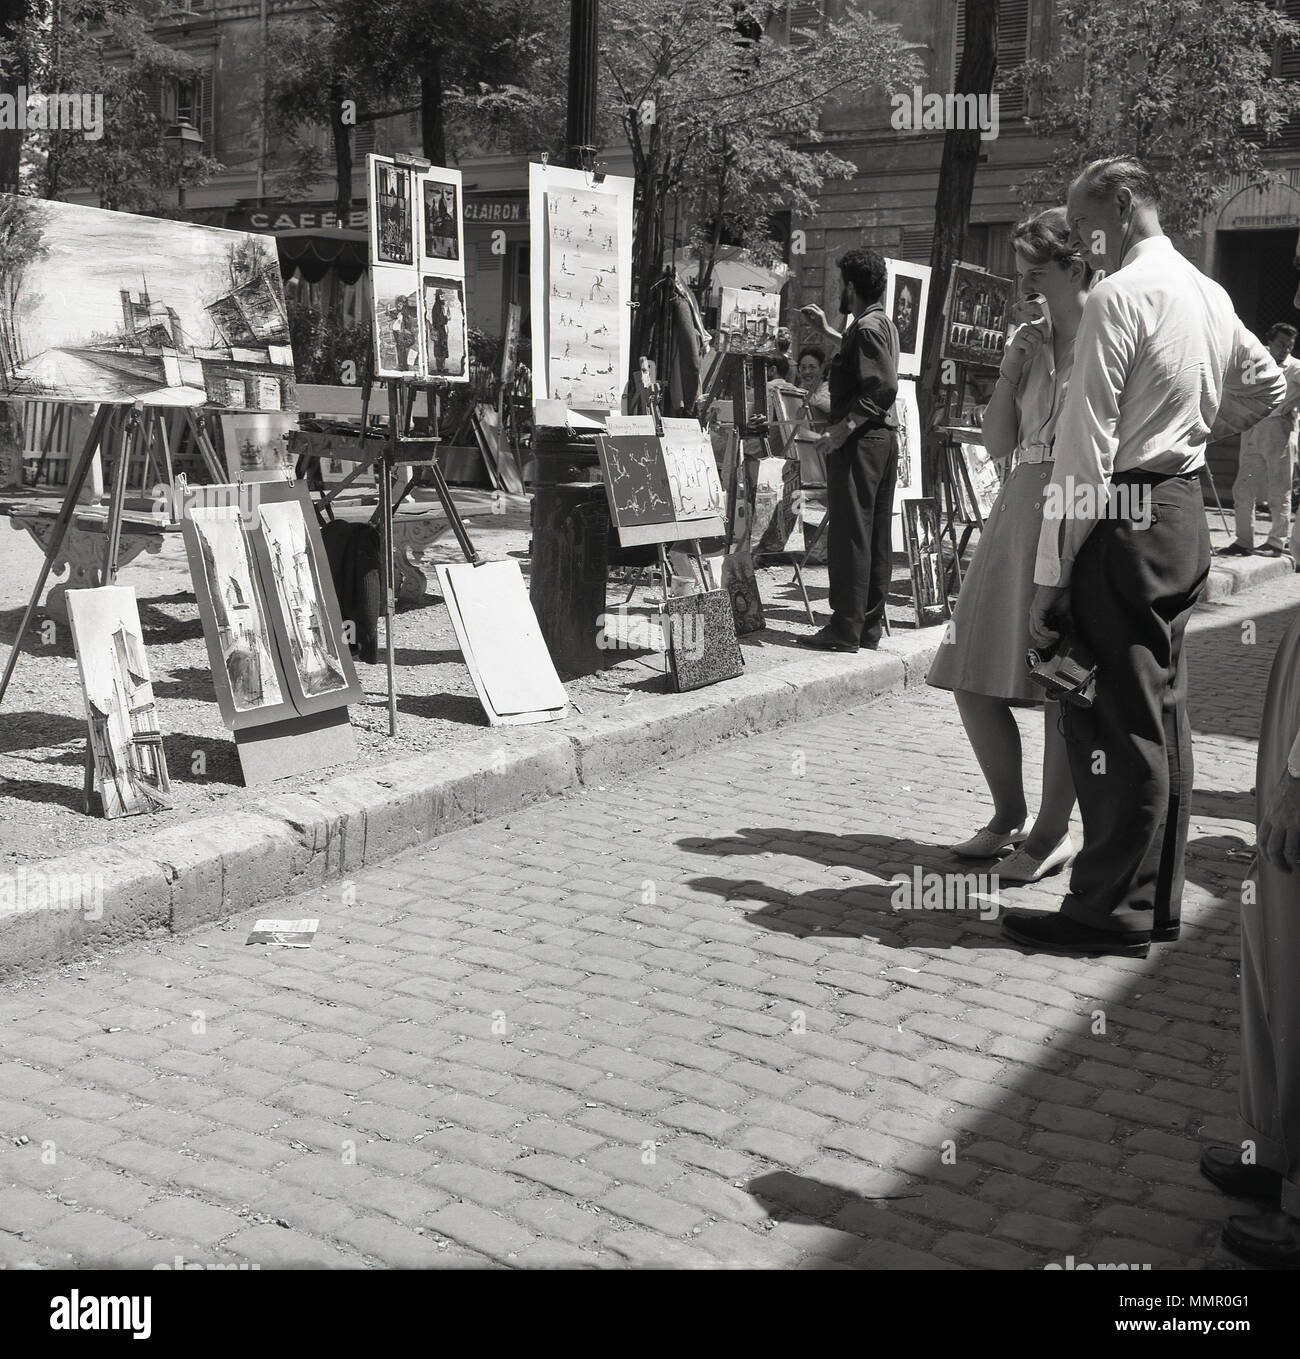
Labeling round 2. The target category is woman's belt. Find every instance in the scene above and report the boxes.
[1016,442,1053,466]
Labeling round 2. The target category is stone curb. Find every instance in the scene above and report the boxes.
[0,551,1287,976]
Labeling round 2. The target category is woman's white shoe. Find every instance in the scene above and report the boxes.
[950,824,1027,860]
[995,835,1075,885]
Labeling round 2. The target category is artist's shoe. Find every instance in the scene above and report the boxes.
[1200,1146,1283,1203]
[951,824,1026,860]
[995,835,1075,885]
[1001,909,1150,957]
[1218,542,1253,557]
[859,629,881,651]
[798,625,858,653]
[1256,543,1284,558]
[1222,1212,1300,1269]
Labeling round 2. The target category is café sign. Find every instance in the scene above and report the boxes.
[463,195,528,224]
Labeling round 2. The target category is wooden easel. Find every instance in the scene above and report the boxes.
[314,366,480,737]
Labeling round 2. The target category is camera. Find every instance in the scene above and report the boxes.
[1026,635,1098,709]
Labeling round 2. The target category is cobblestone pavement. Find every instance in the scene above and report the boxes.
[1,573,1297,1270]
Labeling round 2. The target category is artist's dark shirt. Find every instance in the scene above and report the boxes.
[828,301,899,432]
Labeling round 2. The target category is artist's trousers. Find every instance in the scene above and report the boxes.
[826,427,898,645]
[1240,609,1300,1220]
[1233,427,1294,550]
[1061,471,1212,935]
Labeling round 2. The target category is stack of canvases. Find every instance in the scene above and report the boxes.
[595,415,743,692]
[368,153,470,384]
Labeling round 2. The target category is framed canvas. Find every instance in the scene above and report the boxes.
[893,377,921,504]
[419,172,464,267]
[750,456,804,556]
[371,264,424,379]
[660,417,725,522]
[0,194,295,409]
[245,481,363,716]
[182,503,296,730]
[901,497,951,621]
[717,287,781,356]
[221,412,298,481]
[721,547,764,635]
[420,274,468,382]
[595,431,677,545]
[941,262,1014,371]
[956,441,1003,524]
[66,586,171,818]
[368,154,416,267]
[884,259,931,378]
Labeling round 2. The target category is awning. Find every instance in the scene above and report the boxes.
[273,229,369,286]
[663,248,790,300]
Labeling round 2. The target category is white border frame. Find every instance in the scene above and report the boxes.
[884,258,931,379]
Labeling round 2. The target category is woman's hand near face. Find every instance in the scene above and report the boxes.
[999,317,1048,388]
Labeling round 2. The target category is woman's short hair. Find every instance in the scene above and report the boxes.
[1010,206,1094,285]
[798,345,826,366]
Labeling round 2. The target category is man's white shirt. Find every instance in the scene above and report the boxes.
[1035,236,1286,587]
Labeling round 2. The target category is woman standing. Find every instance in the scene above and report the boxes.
[927,208,1092,883]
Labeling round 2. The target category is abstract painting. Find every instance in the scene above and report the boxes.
[718,287,780,356]
[369,156,415,267]
[421,275,468,380]
[371,265,423,379]
[421,177,462,263]
[66,586,171,818]
[183,503,289,726]
[884,259,931,378]
[0,194,295,409]
[596,431,676,542]
[663,589,744,693]
[660,417,725,522]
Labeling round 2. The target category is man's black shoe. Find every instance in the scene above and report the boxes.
[1001,909,1150,957]
[860,632,881,651]
[1222,1212,1300,1269]
[1218,542,1253,557]
[798,625,858,653]
[1256,543,1284,558]
[1200,1145,1283,1203]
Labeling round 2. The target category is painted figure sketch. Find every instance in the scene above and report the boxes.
[597,432,675,528]
[718,288,781,356]
[421,275,468,380]
[370,157,414,266]
[660,418,725,521]
[66,586,172,819]
[371,265,423,378]
[0,194,295,408]
[546,186,621,407]
[421,178,460,262]
[257,501,349,697]
[189,506,284,712]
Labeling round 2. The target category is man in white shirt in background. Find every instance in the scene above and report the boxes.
[1006,156,1286,960]
[1223,321,1300,559]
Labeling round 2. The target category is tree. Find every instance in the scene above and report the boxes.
[918,0,997,444]
[1019,0,1300,235]
[0,193,48,375]
[602,0,921,367]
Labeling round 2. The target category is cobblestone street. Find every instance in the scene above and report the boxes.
[1,574,1296,1271]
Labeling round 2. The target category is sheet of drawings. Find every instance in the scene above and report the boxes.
[661,418,725,521]
[600,433,675,527]
[546,186,621,407]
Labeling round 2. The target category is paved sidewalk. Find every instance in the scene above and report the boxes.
[0,574,1295,1269]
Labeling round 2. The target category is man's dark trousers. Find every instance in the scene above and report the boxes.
[826,426,898,645]
[1060,470,1212,937]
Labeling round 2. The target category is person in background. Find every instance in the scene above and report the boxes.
[796,346,833,427]
[927,208,1089,883]
[1222,322,1300,559]
[1008,156,1285,958]
[1202,604,1300,1267]
[797,248,899,653]
[771,325,793,381]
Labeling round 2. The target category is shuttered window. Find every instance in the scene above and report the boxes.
[952,0,1031,120]
[1244,0,1300,151]
[787,0,825,47]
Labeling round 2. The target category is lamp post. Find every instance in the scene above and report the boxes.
[564,0,598,170]
[162,119,203,211]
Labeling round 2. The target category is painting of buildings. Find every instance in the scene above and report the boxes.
[0,194,296,409]
[66,587,172,819]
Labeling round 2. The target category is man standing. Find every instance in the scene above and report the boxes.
[798,248,899,653]
[1006,157,1286,958]
[1223,322,1300,559]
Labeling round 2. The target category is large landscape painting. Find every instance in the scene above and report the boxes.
[0,194,296,409]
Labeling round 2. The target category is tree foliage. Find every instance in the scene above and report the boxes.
[601,0,921,359]
[1020,0,1300,234]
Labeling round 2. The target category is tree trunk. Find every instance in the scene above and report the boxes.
[0,0,28,192]
[329,83,352,224]
[919,0,998,479]
[420,47,446,166]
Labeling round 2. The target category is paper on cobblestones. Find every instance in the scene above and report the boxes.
[246,918,318,946]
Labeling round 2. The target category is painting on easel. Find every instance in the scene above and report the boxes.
[66,586,171,818]
[369,156,416,267]
[371,266,423,379]
[0,194,295,409]
[421,275,468,381]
